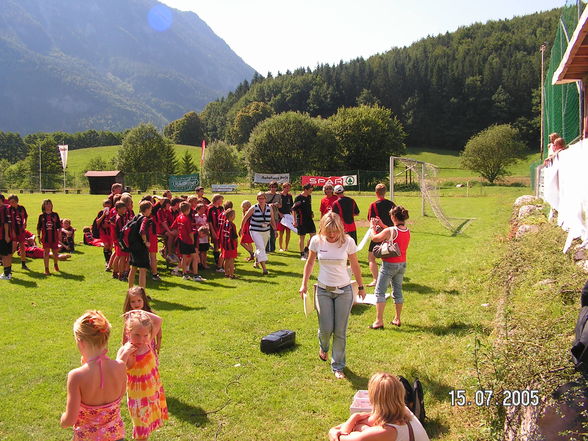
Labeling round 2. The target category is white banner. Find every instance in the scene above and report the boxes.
[254,173,290,184]
[58,144,68,170]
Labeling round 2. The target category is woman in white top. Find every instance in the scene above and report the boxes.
[299,212,366,379]
[328,372,430,441]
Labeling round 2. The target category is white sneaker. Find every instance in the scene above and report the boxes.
[192,275,206,282]
[0,273,11,280]
[182,274,191,280]
[216,268,225,273]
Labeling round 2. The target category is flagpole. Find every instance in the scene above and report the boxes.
[39,143,42,192]
[201,139,206,188]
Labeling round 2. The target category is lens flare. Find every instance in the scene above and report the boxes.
[148,4,173,32]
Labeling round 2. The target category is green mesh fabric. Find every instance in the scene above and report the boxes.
[543,2,583,158]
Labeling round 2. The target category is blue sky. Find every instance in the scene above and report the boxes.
[160,0,565,75]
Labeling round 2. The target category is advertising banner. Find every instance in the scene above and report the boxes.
[58,144,69,169]
[168,173,200,192]
[301,175,358,187]
[253,173,290,184]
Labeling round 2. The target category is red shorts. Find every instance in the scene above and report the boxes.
[42,241,59,250]
[114,244,129,257]
[240,231,253,244]
[222,248,237,259]
[149,240,158,253]
[276,222,287,232]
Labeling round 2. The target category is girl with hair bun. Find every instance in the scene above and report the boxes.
[60,310,127,441]
[369,206,411,329]
[328,372,430,441]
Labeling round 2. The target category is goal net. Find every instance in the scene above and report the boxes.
[389,157,471,234]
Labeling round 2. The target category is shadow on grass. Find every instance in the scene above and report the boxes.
[423,415,450,438]
[151,298,206,312]
[167,396,210,427]
[57,271,85,281]
[9,278,37,287]
[350,304,372,316]
[403,321,491,336]
[344,367,369,390]
[404,282,435,295]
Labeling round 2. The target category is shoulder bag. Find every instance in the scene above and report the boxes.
[372,227,401,259]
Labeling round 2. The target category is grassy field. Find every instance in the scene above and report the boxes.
[0,187,534,440]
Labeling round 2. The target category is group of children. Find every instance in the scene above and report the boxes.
[0,194,77,279]
[87,184,248,284]
[61,286,167,441]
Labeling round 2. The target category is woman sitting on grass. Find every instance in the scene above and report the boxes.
[328,372,430,441]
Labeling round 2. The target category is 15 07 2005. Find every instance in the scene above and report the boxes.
[449,389,540,407]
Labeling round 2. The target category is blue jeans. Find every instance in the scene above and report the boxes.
[375,261,407,304]
[315,285,354,372]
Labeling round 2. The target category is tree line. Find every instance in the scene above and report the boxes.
[200,9,559,151]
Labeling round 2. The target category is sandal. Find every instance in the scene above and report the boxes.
[367,280,377,287]
[319,349,328,362]
[391,320,401,327]
[334,370,346,379]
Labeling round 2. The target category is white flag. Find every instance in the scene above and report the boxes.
[58,145,68,170]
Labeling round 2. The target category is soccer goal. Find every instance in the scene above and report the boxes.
[389,156,474,234]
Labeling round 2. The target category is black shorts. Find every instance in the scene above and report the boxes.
[179,240,196,255]
[0,239,11,256]
[347,231,357,244]
[198,242,210,252]
[129,245,149,269]
[297,221,316,236]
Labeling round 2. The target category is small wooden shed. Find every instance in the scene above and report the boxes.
[85,171,124,195]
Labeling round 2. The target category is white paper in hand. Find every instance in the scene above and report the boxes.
[303,292,314,317]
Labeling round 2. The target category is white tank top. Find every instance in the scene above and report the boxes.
[384,412,430,441]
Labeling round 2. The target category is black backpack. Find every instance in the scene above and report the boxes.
[571,280,588,371]
[91,218,100,239]
[118,214,144,252]
[398,376,426,423]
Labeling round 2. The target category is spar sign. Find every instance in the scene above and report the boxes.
[301,175,358,187]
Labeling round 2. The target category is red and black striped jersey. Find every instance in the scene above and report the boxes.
[221,221,238,251]
[0,204,9,241]
[37,212,61,244]
[8,205,27,237]
[367,198,395,227]
[207,206,224,233]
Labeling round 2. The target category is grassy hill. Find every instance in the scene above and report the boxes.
[68,144,540,184]
[68,144,202,175]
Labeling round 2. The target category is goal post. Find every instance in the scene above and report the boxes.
[390,156,473,233]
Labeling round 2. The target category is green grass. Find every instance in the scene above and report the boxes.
[67,144,202,175]
[0,188,532,440]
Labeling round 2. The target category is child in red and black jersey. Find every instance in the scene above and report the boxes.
[112,201,129,281]
[0,202,13,280]
[215,200,233,273]
[96,199,114,268]
[207,194,224,270]
[37,199,61,275]
[171,202,204,282]
[59,218,76,252]
[7,194,29,270]
[221,209,238,279]
[331,185,360,243]
[128,200,152,289]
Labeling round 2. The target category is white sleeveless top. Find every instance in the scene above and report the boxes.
[384,410,430,441]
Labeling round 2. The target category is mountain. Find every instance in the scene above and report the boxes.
[201,9,560,150]
[0,0,256,134]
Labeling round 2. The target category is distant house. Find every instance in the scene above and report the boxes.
[85,171,124,195]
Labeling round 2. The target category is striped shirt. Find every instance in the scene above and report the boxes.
[0,204,9,241]
[8,205,27,238]
[249,204,272,232]
[37,212,61,245]
[221,221,238,251]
